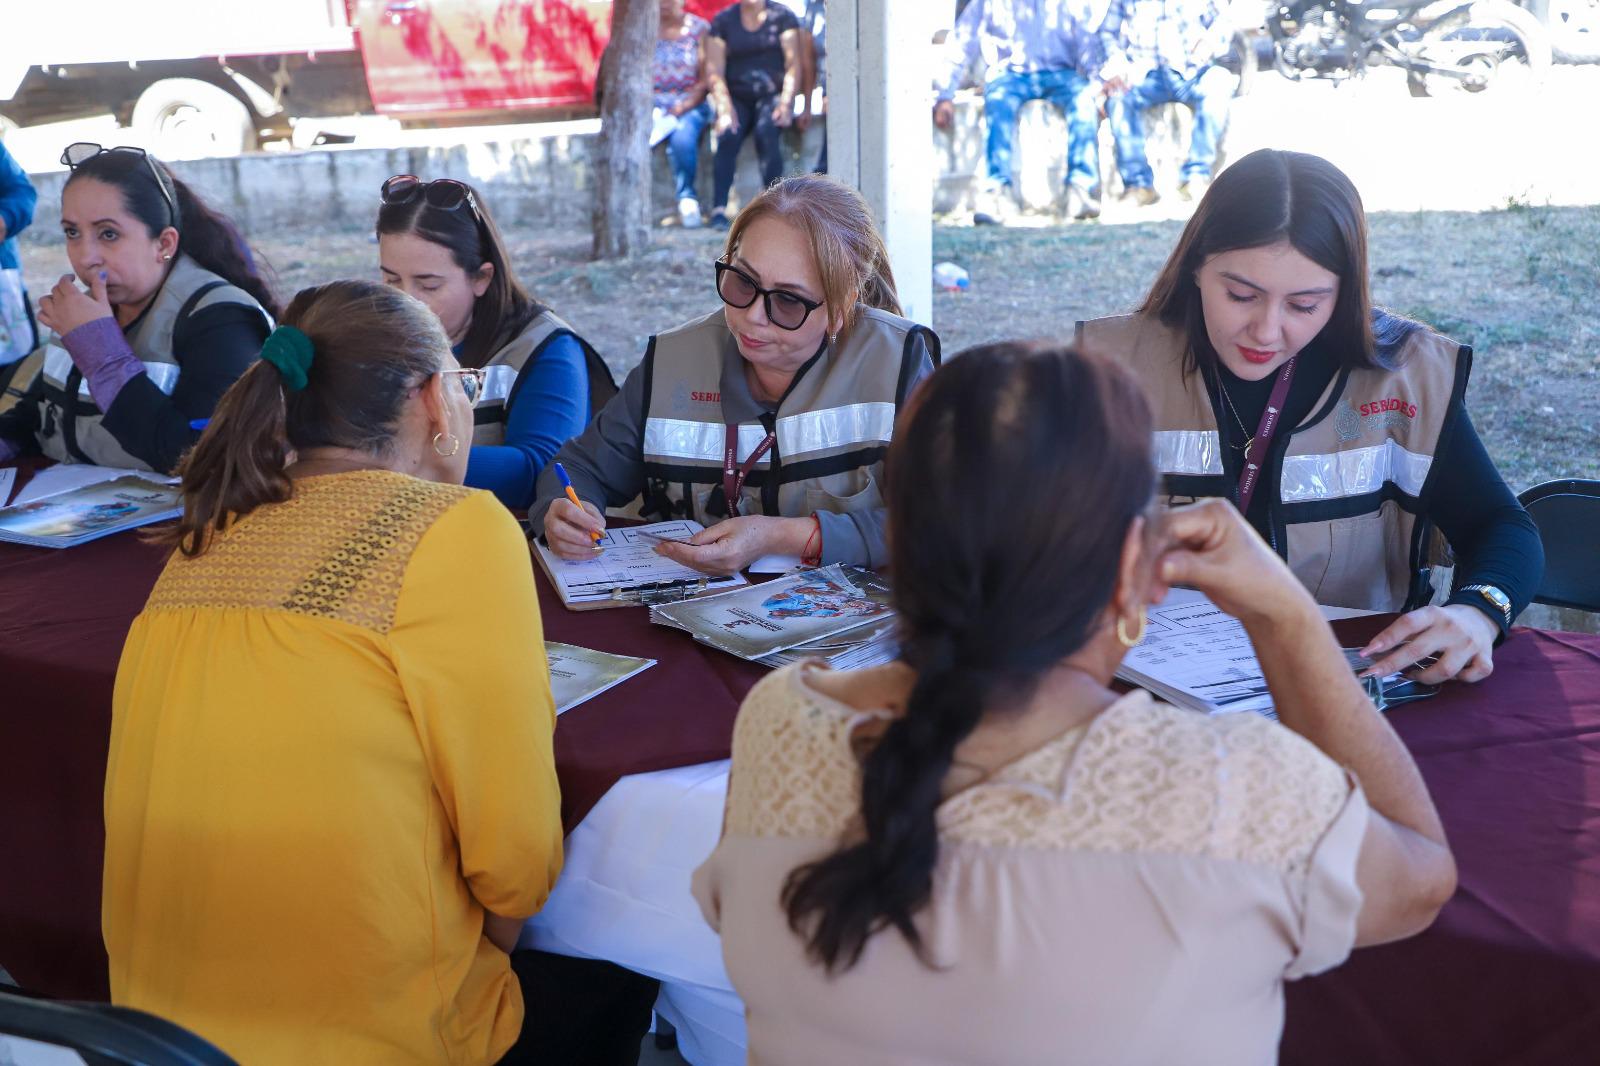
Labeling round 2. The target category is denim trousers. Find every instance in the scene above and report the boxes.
[982,67,1101,193]
[1108,63,1237,187]
[666,101,714,202]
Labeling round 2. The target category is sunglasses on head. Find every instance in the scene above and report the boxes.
[714,259,823,332]
[381,174,484,225]
[60,142,178,224]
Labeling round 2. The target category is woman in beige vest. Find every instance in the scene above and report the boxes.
[0,144,275,473]
[533,175,938,574]
[694,343,1455,1065]
[376,175,615,510]
[1078,149,1542,686]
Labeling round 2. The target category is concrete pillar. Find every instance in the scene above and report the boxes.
[826,0,937,329]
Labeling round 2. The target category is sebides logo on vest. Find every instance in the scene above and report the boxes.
[1337,398,1418,442]
[669,382,722,414]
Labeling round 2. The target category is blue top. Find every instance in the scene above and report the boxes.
[0,141,38,272]
[464,332,591,510]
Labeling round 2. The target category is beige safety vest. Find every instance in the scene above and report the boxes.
[639,306,937,525]
[469,309,618,447]
[1077,313,1470,612]
[23,256,269,471]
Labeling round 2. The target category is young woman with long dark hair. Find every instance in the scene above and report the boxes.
[0,143,276,473]
[693,342,1456,1064]
[1079,148,1543,686]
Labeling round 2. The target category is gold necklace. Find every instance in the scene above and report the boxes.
[1216,378,1255,454]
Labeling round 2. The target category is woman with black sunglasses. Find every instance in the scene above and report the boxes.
[377,175,617,511]
[0,143,277,474]
[532,174,939,576]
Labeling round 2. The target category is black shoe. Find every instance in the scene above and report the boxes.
[709,209,731,230]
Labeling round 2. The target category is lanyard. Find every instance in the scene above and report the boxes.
[1234,358,1297,516]
[722,423,776,518]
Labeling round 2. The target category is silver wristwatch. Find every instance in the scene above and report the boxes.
[1460,583,1512,628]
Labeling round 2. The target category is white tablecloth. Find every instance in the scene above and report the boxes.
[521,761,744,1066]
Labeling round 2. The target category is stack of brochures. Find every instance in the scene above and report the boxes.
[544,641,656,714]
[650,564,899,668]
[1115,588,1280,720]
[0,472,181,549]
[531,519,748,610]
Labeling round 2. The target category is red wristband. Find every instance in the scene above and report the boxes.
[801,514,822,567]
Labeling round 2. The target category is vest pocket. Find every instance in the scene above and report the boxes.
[804,468,882,516]
[1312,502,1410,612]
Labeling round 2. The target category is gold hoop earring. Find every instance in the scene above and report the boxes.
[1116,608,1146,648]
[431,431,460,458]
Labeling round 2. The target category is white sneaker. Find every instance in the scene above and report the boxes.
[678,198,703,230]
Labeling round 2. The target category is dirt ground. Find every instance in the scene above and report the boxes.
[19,203,1600,493]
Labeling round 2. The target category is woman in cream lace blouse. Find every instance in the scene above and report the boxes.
[693,342,1457,1065]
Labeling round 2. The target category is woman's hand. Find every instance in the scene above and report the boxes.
[655,515,808,576]
[36,272,115,338]
[542,497,606,559]
[1156,498,1319,629]
[714,107,738,135]
[772,97,794,128]
[1359,605,1498,685]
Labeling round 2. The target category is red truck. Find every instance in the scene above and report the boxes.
[2,0,727,157]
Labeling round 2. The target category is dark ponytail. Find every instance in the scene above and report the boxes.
[63,151,281,317]
[164,280,451,556]
[781,342,1158,973]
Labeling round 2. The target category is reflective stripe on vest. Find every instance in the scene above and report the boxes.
[42,344,181,401]
[1280,438,1433,503]
[643,419,774,465]
[470,310,616,448]
[1153,428,1223,476]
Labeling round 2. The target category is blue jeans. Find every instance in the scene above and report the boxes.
[982,68,1100,193]
[667,101,714,202]
[1108,64,1237,188]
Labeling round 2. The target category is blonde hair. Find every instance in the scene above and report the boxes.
[724,175,901,346]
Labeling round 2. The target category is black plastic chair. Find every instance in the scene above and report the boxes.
[1518,479,1600,612]
[0,990,236,1066]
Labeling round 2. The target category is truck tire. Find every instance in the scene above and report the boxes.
[1526,0,1600,62]
[131,78,258,159]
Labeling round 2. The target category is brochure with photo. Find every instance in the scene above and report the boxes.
[651,564,894,661]
[545,641,656,714]
[0,475,181,549]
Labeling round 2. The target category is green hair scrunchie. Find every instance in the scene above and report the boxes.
[261,325,314,392]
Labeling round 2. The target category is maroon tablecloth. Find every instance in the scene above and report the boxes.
[0,462,764,1000]
[3,463,1600,1064]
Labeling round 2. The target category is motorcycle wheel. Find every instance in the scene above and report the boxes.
[1529,0,1600,63]
[1413,0,1554,93]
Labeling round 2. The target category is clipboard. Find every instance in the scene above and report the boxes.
[531,518,748,611]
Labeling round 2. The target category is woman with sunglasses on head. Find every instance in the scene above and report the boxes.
[0,143,276,474]
[533,174,938,576]
[377,174,617,510]
[104,278,643,1064]
[1078,149,1543,687]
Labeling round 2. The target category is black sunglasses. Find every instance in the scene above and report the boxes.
[714,259,823,332]
[60,142,178,224]
[380,174,484,225]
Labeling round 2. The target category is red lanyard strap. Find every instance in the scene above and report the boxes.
[722,423,776,518]
[1235,358,1297,516]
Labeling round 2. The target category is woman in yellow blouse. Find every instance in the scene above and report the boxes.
[105,279,561,1064]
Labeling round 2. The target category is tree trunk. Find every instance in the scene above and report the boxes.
[591,0,655,260]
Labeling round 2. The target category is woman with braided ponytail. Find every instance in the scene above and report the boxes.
[693,342,1456,1064]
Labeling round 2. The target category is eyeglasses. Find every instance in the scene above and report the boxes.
[715,259,823,332]
[380,174,484,225]
[60,142,178,224]
[439,366,487,405]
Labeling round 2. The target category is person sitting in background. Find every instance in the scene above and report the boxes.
[1097,0,1238,204]
[694,341,1456,1064]
[1078,149,1543,684]
[0,138,39,375]
[932,0,1106,223]
[534,174,938,576]
[780,0,828,172]
[0,143,275,473]
[655,0,715,229]
[377,174,615,511]
[705,0,804,229]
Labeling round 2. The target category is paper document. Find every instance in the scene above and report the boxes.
[533,519,747,609]
[649,108,679,148]
[0,467,14,507]
[651,564,893,660]
[0,475,181,549]
[1116,588,1278,719]
[746,553,803,574]
[545,641,656,714]
[12,464,171,506]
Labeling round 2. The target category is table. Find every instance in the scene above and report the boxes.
[0,462,766,1001]
[4,459,1600,1064]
